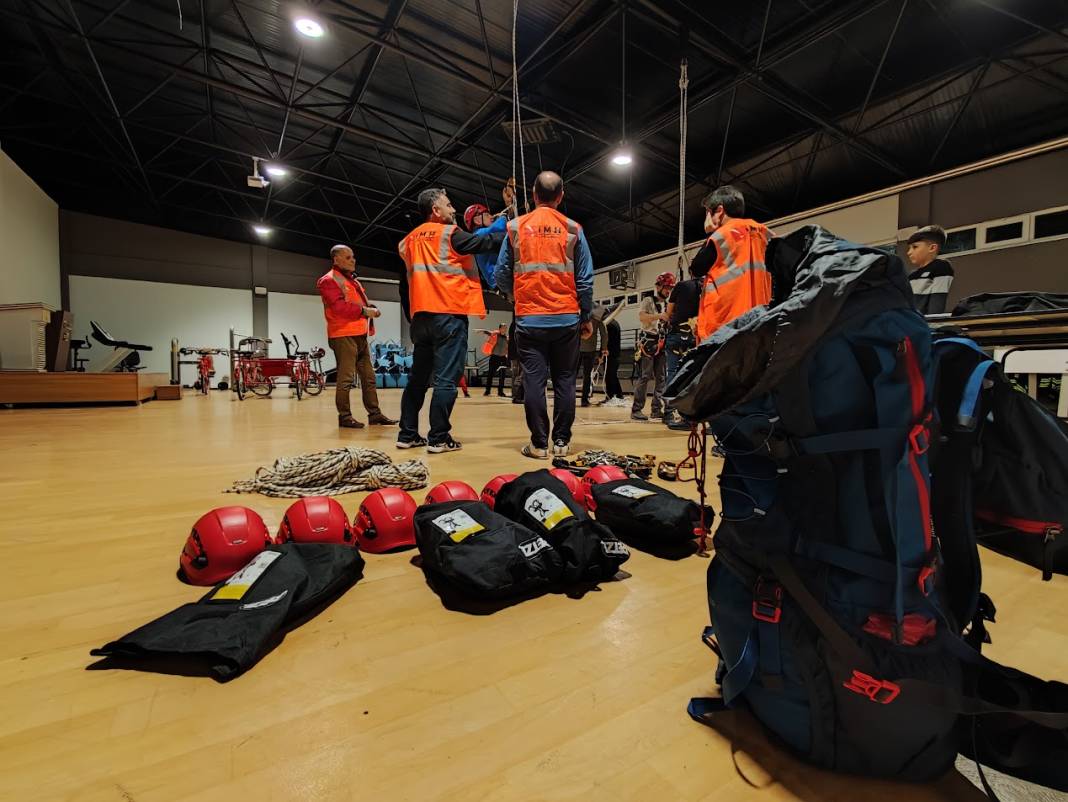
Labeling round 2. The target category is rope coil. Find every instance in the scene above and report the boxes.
[225,447,430,498]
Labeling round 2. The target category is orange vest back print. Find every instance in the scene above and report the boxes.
[507,206,580,317]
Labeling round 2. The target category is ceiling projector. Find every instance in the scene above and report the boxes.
[247,159,269,189]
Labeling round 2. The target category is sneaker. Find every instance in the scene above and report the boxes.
[522,443,548,459]
[608,397,627,408]
[339,417,365,429]
[396,436,427,449]
[631,412,648,421]
[428,437,462,453]
[552,440,570,457]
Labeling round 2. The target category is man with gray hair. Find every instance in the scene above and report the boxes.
[317,244,394,429]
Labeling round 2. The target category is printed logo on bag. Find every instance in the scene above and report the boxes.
[209,551,282,602]
[518,536,552,558]
[601,539,630,557]
[239,589,289,610]
[524,488,573,530]
[611,484,656,499]
[432,509,486,542]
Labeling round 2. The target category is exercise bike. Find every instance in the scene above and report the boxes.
[89,320,153,372]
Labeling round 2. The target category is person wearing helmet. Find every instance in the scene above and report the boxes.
[463,202,508,289]
[631,272,674,421]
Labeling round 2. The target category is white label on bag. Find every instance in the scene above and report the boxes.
[209,550,282,601]
[602,539,630,557]
[432,509,485,542]
[240,589,289,610]
[524,488,573,530]
[611,484,656,499]
[518,536,552,559]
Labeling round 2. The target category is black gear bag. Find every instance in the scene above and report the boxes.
[590,477,705,544]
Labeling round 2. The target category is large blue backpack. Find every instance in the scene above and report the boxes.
[669,226,1068,790]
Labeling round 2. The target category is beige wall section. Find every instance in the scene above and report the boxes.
[0,149,60,307]
[771,194,899,244]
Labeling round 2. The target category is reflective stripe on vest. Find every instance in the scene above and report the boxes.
[508,207,580,317]
[400,222,485,317]
[697,220,771,341]
[322,268,370,338]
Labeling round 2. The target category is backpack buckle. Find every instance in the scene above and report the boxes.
[908,423,930,455]
[752,578,783,623]
[843,670,900,704]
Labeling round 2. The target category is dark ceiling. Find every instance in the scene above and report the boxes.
[2,0,1067,275]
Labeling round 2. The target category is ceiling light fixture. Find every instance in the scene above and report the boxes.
[294,17,324,38]
[253,225,272,236]
[611,148,633,167]
[265,164,288,177]
[611,13,633,171]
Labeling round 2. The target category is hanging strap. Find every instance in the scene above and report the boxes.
[771,427,907,459]
[957,359,996,430]
[933,336,988,356]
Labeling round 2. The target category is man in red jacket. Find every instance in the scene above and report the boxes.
[317,244,396,429]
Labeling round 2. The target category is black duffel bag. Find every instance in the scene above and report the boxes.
[414,500,564,598]
[91,543,364,680]
[591,478,706,543]
[493,469,630,584]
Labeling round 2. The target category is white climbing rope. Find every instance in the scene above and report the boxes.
[512,0,529,214]
[225,447,430,498]
[677,57,689,278]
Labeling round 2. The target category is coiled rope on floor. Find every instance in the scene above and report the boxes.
[225,447,430,498]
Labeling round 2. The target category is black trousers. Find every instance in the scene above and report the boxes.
[483,355,508,395]
[604,350,623,398]
[518,324,580,448]
[579,351,599,402]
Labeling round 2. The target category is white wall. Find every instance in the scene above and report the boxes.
[0,149,60,308]
[69,275,252,377]
[771,194,899,245]
[267,291,402,371]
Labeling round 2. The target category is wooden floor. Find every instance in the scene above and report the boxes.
[2,389,1065,802]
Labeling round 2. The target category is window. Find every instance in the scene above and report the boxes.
[1035,209,1068,239]
[641,290,654,300]
[613,295,624,306]
[627,293,639,305]
[984,220,1024,245]
[944,228,977,254]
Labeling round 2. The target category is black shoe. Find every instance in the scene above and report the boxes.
[368,414,397,425]
[427,437,462,453]
[512,398,524,404]
[396,436,427,449]
[339,417,365,429]
[580,399,590,407]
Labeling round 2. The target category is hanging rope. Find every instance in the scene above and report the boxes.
[677,57,689,279]
[511,0,529,214]
[225,447,430,498]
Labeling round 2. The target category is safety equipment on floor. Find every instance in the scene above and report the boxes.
[94,544,365,681]
[415,500,564,599]
[398,222,486,317]
[424,480,480,506]
[353,488,418,553]
[276,496,352,546]
[494,470,629,584]
[590,477,710,545]
[656,460,678,481]
[480,473,518,510]
[179,506,273,586]
[463,203,490,231]
[675,225,1068,793]
[580,465,629,511]
[225,446,429,498]
[548,468,586,506]
[655,271,676,288]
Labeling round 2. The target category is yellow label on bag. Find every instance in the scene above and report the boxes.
[432,509,486,542]
[524,488,573,531]
[209,551,281,601]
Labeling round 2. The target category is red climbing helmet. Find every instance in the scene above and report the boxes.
[179,506,273,586]
[480,473,518,509]
[424,480,479,505]
[276,496,352,545]
[581,465,630,511]
[655,271,677,288]
[352,488,418,553]
[549,468,586,506]
[463,203,490,231]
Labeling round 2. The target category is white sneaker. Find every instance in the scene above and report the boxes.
[552,440,570,457]
[522,443,548,459]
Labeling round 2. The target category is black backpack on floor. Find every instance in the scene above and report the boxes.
[414,500,563,599]
[590,478,705,544]
[494,470,630,584]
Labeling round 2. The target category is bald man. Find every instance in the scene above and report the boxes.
[496,171,594,459]
[317,244,395,429]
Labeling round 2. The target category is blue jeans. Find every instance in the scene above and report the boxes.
[517,324,580,449]
[664,331,685,385]
[400,313,469,444]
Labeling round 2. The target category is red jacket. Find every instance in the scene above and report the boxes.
[317,268,375,338]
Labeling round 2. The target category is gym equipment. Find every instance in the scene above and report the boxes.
[225,446,429,498]
[94,544,364,681]
[281,333,325,396]
[178,506,273,586]
[90,320,153,372]
[548,468,585,506]
[580,465,629,511]
[276,497,353,546]
[69,332,92,371]
[177,346,227,393]
[424,480,479,505]
[480,473,518,510]
[353,488,418,553]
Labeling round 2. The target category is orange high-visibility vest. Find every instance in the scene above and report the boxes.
[507,206,581,317]
[481,332,500,356]
[320,269,372,338]
[696,218,772,341]
[398,222,485,317]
